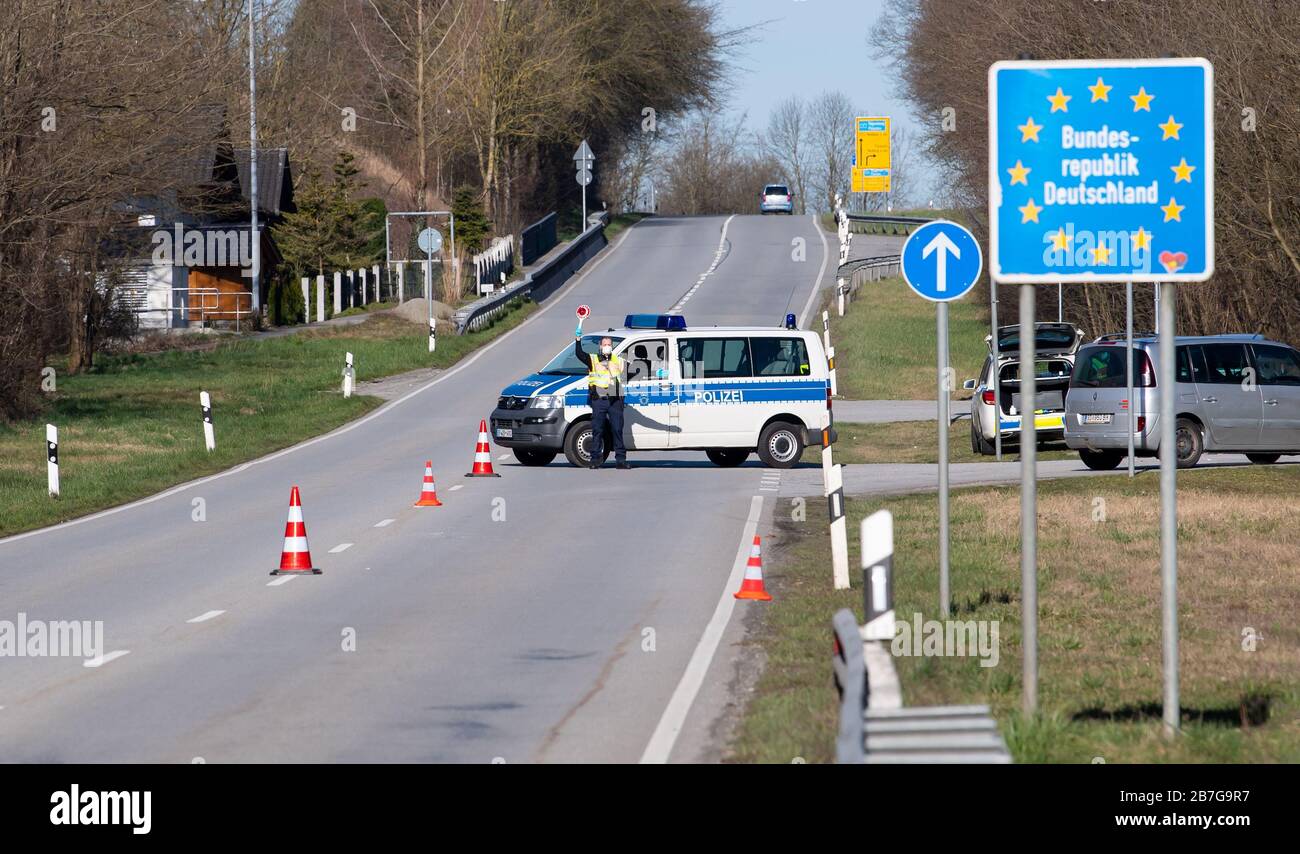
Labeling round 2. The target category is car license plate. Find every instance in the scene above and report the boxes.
[496,427,513,438]
[1083,414,1111,425]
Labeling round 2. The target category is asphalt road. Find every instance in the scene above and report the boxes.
[0,214,901,763]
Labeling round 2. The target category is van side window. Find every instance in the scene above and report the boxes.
[751,337,810,376]
[678,337,752,379]
[625,339,667,382]
[1252,344,1300,386]
[1177,344,1208,383]
[1201,343,1251,384]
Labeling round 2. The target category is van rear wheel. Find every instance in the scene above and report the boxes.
[1175,417,1204,468]
[706,448,749,467]
[757,421,804,468]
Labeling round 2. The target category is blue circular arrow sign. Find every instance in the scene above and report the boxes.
[900,220,983,302]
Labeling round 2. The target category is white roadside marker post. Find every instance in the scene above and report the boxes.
[828,462,849,590]
[46,424,59,498]
[828,346,838,398]
[837,276,846,317]
[316,274,325,323]
[342,352,354,398]
[822,310,831,353]
[861,509,895,641]
[200,391,215,452]
[821,384,834,495]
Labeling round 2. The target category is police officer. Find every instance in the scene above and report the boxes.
[574,332,630,469]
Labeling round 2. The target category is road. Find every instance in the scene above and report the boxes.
[0,215,904,763]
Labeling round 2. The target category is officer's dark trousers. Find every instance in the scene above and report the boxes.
[590,396,626,463]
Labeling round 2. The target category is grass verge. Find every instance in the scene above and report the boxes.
[817,420,1076,464]
[825,276,988,399]
[731,464,1300,763]
[0,300,535,538]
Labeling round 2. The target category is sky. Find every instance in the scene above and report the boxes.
[714,0,939,202]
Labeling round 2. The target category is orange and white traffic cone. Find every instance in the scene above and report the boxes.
[733,535,772,600]
[414,460,443,506]
[272,485,320,575]
[465,419,501,477]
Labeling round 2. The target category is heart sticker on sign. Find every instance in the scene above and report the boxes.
[1158,250,1188,274]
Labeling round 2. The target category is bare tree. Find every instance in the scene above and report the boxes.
[808,90,855,212]
[764,96,810,214]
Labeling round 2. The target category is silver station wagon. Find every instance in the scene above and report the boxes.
[1065,333,1300,469]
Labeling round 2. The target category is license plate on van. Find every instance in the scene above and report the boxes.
[496,427,513,438]
[1082,414,1111,425]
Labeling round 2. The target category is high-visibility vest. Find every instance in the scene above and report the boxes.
[588,353,624,395]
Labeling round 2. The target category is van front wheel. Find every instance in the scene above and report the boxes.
[757,422,804,468]
[563,423,609,468]
[706,448,749,467]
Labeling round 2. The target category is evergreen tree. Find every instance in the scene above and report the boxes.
[451,185,492,255]
[271,164,334,278]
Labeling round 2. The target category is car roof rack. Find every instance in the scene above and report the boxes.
[1092,332,1157,342]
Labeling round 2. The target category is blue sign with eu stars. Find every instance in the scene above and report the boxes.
[988,58,1214,283]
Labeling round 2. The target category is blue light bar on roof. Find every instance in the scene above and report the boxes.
[625,314,687,331]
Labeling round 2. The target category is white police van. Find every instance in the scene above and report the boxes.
[490,314,834,468]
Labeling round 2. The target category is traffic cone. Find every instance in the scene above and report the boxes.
[465,419,501,477]
[733,535,772,601]
[272,486,320,575]
[414,460,443,506]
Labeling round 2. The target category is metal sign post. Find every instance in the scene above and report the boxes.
[418,227,443,353]
[574,139,594,225]
[901,220,983,619]
[1127,281,1136,477]
[990,279,1002,460]
[989,57,1214,728]
[1019,284,1038,714]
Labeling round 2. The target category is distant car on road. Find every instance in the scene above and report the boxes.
[964,322,1084,455]
[759,184,794,215]
[1065,333,1300,469]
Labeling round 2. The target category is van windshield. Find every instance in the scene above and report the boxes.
[539,335,625,375]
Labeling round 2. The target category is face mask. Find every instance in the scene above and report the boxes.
[600,345,612,356]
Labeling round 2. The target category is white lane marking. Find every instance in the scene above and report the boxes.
[374,518,395,528]
[0,218,647,548]
[798,213,833,328]
[641,494,764,764]
[449,484,464,491]
[669,214,735,313]
[267,575,297,587]
[186,610,226,624]
[84,650,130,668]
[498,453,510,460]
[328,543,353,553]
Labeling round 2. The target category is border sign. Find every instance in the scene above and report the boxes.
[988,58,1214,283]
[851,116,891,193]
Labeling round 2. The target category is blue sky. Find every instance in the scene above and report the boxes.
[715,0,938,201]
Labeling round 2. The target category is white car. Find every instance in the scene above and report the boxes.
[490,314,833,467]
[759,184,795,215]
[964,322,1084,454]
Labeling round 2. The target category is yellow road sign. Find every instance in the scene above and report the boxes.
[852,116,891,193]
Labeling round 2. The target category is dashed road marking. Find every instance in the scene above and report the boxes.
[374,518,395,528]
[186,610,226,624]
[267,575,297,587]
[498,453,510,460]
[84,650,130,668]
[449,484,464,491]
[668,214,735,313]
[328,543,353,553]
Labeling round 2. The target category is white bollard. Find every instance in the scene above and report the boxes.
[342,352,354,398]
[200,391,215,452]
[822,310,831,353]
[46,424,59,498]
[861,510,896,641]
[837,277,846,317]
[300,277,310,322]
[333,271,342,316]
[828,345,838,397]
[429,319,437,354]
[316,274,325,323]
[829,462,850,590]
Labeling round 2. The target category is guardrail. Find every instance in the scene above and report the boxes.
[844,212,934,236]
[453,212,610,334]
[521,212,558,266]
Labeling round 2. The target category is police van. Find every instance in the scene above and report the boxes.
[490,314,834,468]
